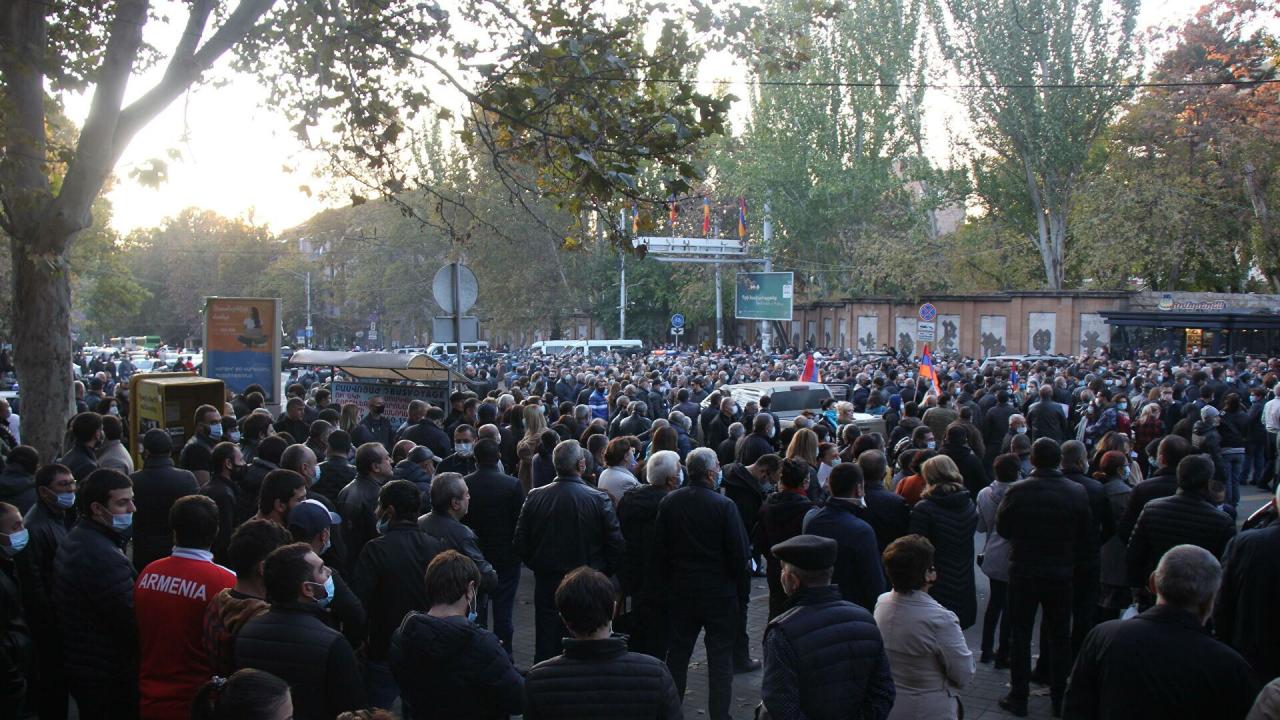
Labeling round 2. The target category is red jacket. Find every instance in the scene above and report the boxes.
[135,549,235,719]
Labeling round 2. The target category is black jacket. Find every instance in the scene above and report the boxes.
[616,483,668,599]
[706,412,735,453]
[352,413,395,452]
[401,420,454,460]
[236,456,277,525]
[391,612,524,720]
[513,475,625,578]
[1063,605,1257,720]
[523,636,682,720]
[0,555,31,703]
[273,416,309,445]
[393,460,432,512]
[619,414,652,438]
[1215,524,1280,682]
[53,519,137,682]
[234,601,366,720]
[802,499,885,612]
[981,404,1017,460]
[0,462,35,516]
[438,452,478,478]
[349,523,445,661]
[202,474,238,566]
[337,473,383,572]
[722,462,766,543]
[737,433,775,466]
[761,584,895,720]
[652,483,750,599]
[862,484,910,553]
[996,468,1091,581]
[462,464,524,570]
[58,443,98,483]
[1064,470,1115,570]
[1126,492,1235,588]
[753,490,815,615]
[940,442,988,499]
[1118,466,1178,544]
[16,500,73,632]
[418,511,498,592]
[315,455,357,503]
[130,456,200,570]
[1027,400,1070,443]
[909,484,979,628]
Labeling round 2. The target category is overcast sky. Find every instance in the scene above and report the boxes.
[68,0,1208,236]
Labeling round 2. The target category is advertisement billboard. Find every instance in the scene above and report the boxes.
[203,297,282,404]
[735,272,794,321]
[330,381,449,429]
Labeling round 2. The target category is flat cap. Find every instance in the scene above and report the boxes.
[771,534,837,571]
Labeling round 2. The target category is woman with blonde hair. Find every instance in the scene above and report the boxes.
[339,403,361,434]
[908,455,979,628]
[786,427,823,503]
[517,403,548,493]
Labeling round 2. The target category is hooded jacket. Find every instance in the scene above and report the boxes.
[203,588,270,676]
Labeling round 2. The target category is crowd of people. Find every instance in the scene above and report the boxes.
[0,345,1279,720]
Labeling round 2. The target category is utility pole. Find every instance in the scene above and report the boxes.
[619,209,627,339]
[715,260,723,349]
[304,271,313,349]
[762,201,774,352]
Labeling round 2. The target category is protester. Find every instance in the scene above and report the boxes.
[976,453,1019,667]
[908,455,978,629]
[857,450,910,553]
[17,463,75,719]
[191,668,293,720]
[461,438,524,653]
[418,472,498,593]
[0,501,31,718]
[338,442,393,567]
[203,519,290,676]
[802,462,885,611]
[875,534,974,720]
[753,458,815,619]
[131,428,200,570]
[390,550,524,720]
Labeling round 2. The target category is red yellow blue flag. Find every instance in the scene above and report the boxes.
[737,197,748,240]
[702,198,711,237]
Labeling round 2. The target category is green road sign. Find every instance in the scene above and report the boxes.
[735,272,794,321]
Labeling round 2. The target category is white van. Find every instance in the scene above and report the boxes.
[424,341,489,357]
[530,339,643,355]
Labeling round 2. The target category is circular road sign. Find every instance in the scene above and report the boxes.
[671,313,686,329]
[432,263,478,315]
[918,303,937,322]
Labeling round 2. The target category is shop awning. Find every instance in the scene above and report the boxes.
[1100,310,1280,330]
[287,350,469,383]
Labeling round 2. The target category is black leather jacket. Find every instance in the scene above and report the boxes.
[349,523,444,662]
[514,475,624,577]
[418,511,498,592]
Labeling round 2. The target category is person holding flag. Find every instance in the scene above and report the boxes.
[801,353,821,383]
[919,344,939,397]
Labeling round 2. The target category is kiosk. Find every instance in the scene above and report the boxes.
[129,372,225,467]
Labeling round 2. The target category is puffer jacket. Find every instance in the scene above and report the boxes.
[616,483,668,599]
[390,612,524,720]
[1063,470,1116,569]
[909,484,978,629]
[0,461,35,515]
[513,475,625,577]
[394,459,433,512]
[53,518,137,683]
[1098,479,1132,588]
[203,588,269,676]
[315,455,357,503]
[1125,491,1235,587]
[522,636,682,720]
[234,601,366,720]
[753,490,815,617]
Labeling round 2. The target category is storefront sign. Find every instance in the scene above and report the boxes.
[1157,293,1227,312]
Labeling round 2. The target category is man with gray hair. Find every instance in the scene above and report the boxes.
[652,446,754,719]
[1064,545,1257,719]
[417,471,497,593]
[616,449,681,659]
[514,439,624,662]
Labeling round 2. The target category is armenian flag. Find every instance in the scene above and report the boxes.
[668,196,678,230]
[801,353,821,383]
[702,198,711,237]
[737,197,748,240]
[919,344,938,394]
[631,204,638,234]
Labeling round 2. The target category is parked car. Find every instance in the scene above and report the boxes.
[702,382,887,437]
[978,354,1072,374]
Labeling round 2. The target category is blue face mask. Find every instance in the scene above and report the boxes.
[467,593,477,623]
[229,431,242,443]
[716,468,724,488]
[312,465,321,485]
[2,528,28,555]
[310,575,336,609]
[208,423,223,440]
[376,517,390,535]
[56,492,76,509]
[112,512,133,531]
[321,534,332,556]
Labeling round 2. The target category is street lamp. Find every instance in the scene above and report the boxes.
[280,269,313,349]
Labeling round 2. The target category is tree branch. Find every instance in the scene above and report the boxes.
[0,0,54,235]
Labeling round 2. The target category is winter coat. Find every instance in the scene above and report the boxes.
[418,512,497,592]
[722,462,766,543]
[995,468,1091,582]
[1126,491,1235,588]
[350,523,445,662]
[752,490,815,617]
[53,518,137,683]
[391,612,524,720]
[1099,478,1132,588]
[940,442,988,499]
[315,455,357,503]
[130,455,200,571]
[863,484,911,553]
[975,480,1012,583]
[514,475,625,578]
[1216,524,1280,682]
[874,590,974,720]
[803,498,886,611]
[0,461,35,516]
[462,464,524,571]
[909,484,978,628]
[203,588,269,676]
[652,484,750,599]
[522,636,682,720]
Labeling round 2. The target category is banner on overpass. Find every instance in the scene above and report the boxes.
[735,272,794,321]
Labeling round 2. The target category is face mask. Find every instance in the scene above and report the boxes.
[831,458,840,466]
[55,491,76,509]
[456,443,473,456]
[209,423,223,440]
[376,516,390,535]
[229,431,242,443]
[768,425,777,438]
[309,575,336,609]
[111,512,133,531]
[2,528,28,555]
[716,468,724,488]
[926,441,936,450]
[1121,465,1131,478]
[312,465,321,485]
[108,406,120,416]
[467,594,478,623]
[1117,402,1127,411]
[321,536,332,556]
[1015,426,1027,434]
[371,406,384,416]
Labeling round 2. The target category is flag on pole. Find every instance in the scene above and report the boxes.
[919,344,938,394]
[702,197,711,237]
[801,353,821,383]
[668,196,678,230]
[631,204,638,234]
[1010,361,1020,393]
[737,197,748,240]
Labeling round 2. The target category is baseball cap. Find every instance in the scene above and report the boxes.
[288,498,341,536]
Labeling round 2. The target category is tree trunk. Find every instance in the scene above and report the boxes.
[10,233,76,462]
